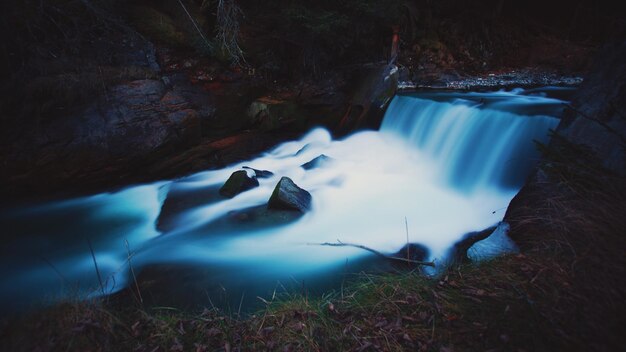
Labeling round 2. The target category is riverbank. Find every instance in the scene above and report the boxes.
[0,0,606,207]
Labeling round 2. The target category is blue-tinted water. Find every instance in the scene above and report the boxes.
[0,88,570,314]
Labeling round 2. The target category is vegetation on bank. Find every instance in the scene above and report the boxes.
[1,0,617,122]
[1,133,624,351]
[0,257,573,351]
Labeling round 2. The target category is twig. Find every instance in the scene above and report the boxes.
[237,291,245,318]
[98,65,109,102]
[40,256,68,286]
[87,238,105,296]
[177,0,213,51]
[310,240,435,267]
[125,239,143,304]
[405,217,410,262]
[215,0,245,64]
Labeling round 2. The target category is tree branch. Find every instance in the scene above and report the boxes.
[309,240,435,267]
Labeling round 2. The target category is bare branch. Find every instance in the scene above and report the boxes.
[215,0,245,65]
[309,240,435,267]
[177,0,213,52]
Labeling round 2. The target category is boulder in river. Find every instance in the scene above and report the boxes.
[393,243,430,262]
[219,170,259,198]
[449,224,499,264]
[242,166,274,178]
[268,177,312,212]
[301,154,334,170]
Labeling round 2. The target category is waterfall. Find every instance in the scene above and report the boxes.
[380,94,560,191]
[0,88,570,313]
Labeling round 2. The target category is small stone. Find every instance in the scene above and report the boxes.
[219,170,259,198]
[301,154,334,170]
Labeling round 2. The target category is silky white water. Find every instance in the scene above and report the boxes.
[0,88,568,312]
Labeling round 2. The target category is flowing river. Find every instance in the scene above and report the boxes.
[0,87,573,313]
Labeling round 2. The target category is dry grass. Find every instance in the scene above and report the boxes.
[506,135,626,350]
[0,256,575,351]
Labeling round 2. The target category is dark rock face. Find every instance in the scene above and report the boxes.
[242,166,274,178]
[63,79,204,157]
[301,154,334,170]
[505,41,626,247]
[501,44,626,349]
[268,177,312,212]
[219,170,259,198]
[556,41,626,176]
[503,172,556,250]
[2,78,211,171]
[393,243,429,262]
[337,63,398,133]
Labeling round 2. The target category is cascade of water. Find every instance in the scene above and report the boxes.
[0,88,569,313]
[381,95,560,191]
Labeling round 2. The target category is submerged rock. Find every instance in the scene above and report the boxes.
[449,224,499,264]
[242,166,274,178]
[219,170,259,198]
[157,184,221,232]
[295,143,313,156]
[393,243,429,262]
[268,177,312,212]
[225,205,302,228]
[301,154,334,170]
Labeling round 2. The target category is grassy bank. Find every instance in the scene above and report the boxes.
[0,252,612,351]
[0,256,558,351]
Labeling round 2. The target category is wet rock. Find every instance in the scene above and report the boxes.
[301,154,334,170]
[247,101,269,124]
[157,184,222,232]
[29,79,208,160]
[393,243,429,262]
[268,177,312,212]
[466,223,518,261]
[247,98,299,131]
[337,63,398,133]
[219,170,259,198]
[557,41,626,175]
[449,224,499,264]
[225,205,302,228]
[401,69,583,92]
[242,166,274,178]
